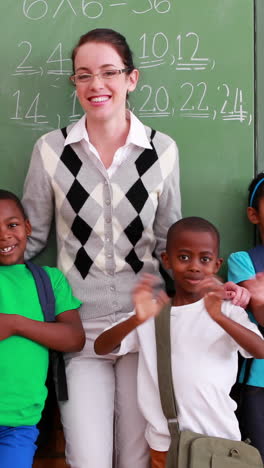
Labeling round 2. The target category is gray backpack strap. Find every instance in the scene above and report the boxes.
[155,302,180,467]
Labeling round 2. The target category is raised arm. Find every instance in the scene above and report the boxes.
[0,309,85,352]
[95,274,169,355]
[204,290,264,358]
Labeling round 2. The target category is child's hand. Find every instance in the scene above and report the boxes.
[204,290,223,322]
[0,314,15,341]
[198,275,225,298]
[132,274,169,324]
[223,281,251,308]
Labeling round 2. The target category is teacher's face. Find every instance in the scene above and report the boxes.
[74,42,138,123]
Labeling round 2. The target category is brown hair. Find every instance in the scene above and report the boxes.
[71,28,136,74]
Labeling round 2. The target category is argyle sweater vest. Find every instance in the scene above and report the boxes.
[23,123,181,320]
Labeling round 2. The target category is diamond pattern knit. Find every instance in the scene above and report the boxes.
[23,123,181,320]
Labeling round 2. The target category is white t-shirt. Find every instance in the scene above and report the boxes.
[111,298,263,451]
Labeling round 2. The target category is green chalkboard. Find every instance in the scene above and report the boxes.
[0,1,256,271]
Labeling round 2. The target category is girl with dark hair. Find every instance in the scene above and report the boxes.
[228,172,264,462]
[22,28,181,467]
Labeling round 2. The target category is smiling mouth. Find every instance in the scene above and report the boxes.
[89,96,110,103]
[0,245,15,254]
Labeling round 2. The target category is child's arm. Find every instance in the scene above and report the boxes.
[0,309,85,352]
[95,274,169,355]
[204,290,264,358]
[94,314,141,355]
[238,274,264,326]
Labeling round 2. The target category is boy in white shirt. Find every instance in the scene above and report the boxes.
[95,217,264,468]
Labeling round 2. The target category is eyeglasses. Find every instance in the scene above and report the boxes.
[70,68,131,85]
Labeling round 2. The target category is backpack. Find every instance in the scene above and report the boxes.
[25,261,68,452]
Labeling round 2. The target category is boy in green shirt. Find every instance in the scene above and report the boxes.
[0,189,85,468]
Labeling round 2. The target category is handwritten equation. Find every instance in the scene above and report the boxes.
[22,0,171,21]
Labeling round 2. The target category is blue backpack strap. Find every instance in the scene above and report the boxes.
[25,261,55,322]
[248,245,264,273]
[25,261,68,401]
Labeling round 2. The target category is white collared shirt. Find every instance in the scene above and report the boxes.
[64,111,152,178]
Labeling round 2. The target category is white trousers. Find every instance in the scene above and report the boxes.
[59,314,150,468]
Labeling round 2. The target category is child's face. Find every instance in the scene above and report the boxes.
[162,230,223,302]
[0,199,31,266]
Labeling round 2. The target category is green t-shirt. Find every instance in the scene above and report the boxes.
[0,264,81,426]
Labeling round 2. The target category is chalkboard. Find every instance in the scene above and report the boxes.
[0,0,257,272]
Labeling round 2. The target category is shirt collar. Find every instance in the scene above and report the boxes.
[64,111,152,150]
[126,111,152,149]
[64,114,88,146]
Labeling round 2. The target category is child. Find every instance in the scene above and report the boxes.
[95,216,264,468]
[0,189,85,468]
[228,172,264,461]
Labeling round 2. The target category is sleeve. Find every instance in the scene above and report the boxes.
[22,136,56,260]
[44,267,82,316]
[153,136,182,261]
[227,251,255,283]
[223,301,263,358]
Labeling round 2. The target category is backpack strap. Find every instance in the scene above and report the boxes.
[155,302,180,467]
[25,261,68,401]
[248,245,264,274]
[25,261,55,322]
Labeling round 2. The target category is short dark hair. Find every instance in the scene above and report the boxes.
[71,28,136,74]
[248,172,264,210]
[166,216,220,253]
[0,189,27,219]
